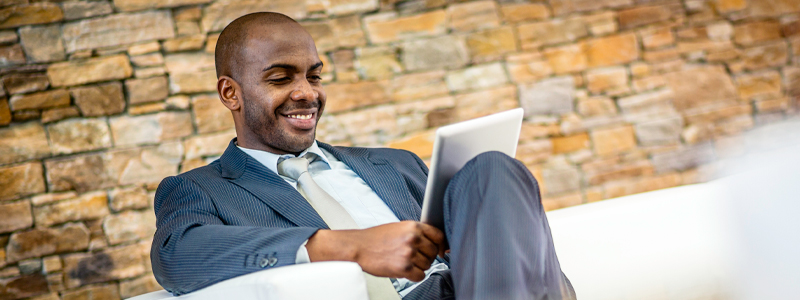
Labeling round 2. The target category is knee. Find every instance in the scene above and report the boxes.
[466,151,530,177]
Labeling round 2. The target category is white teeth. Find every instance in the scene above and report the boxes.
[287,114,312,120]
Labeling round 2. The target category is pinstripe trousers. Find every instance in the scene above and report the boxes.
[403,152,576,300]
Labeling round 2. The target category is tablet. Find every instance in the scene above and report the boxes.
[420,108,524,231]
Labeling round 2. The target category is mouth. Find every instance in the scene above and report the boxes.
[280,110,317,130]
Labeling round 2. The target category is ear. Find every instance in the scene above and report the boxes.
[217,76,242,111]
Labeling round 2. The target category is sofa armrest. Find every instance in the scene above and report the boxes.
[127,262,369,300]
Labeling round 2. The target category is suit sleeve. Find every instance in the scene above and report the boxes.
[151,175,318,295]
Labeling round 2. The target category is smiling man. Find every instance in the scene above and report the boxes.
[151,12,575,300]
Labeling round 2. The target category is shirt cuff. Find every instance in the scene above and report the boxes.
[295,239,311,264]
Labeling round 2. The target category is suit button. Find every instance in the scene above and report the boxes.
[268,257,278,267]
[259,257,270,268]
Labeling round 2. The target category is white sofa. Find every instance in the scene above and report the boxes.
[130,119,800,300]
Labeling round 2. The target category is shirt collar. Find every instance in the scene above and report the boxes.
[237,141,331,175]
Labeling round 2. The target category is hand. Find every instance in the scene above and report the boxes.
[306,221,447,281]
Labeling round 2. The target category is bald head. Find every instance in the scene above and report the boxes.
[214,12,312,81]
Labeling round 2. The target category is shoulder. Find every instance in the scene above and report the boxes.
[333,145,421,162]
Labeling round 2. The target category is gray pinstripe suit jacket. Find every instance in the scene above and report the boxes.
[151,138,430,295]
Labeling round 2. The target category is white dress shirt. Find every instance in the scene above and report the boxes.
[238,141,448,296]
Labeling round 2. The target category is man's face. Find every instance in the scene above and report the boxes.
[237,26,326,154]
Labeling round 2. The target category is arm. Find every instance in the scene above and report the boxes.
[151,175,318,295]
[305,221,446,282]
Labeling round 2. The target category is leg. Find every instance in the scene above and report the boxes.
[443,151,575,300]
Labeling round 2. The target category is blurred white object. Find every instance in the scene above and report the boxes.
[126,261,368,300]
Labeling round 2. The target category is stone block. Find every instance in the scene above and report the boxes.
[446,1,500,33]
[61,284,120,300]
[585,159,654,185]
[201,0,306,33]
[48,54,133,87]
[652,143,716,173]
[8,89,69,111]
[550,0,632,16]
[386,130,436,159]
[519,76,575,116]
[541,192,583,211]
[128,42,160,56]
[577,97,617,117]
[364,10,446,44]
[324,80,390,113]
[168,70,216,94]
[43,150,127,193]
[330,15,366,49]
[120,274,160,299]
[683,103,751,124]
[161,35,205,53]
[335,105,398,145]
[0,122,50,165]
[618,5,674,29]
[734,21,782,46]
[551,133,589,154]
[445,63,508,92]
[542,162,581,195]
[582,11,617,36]
[506,52,553,83]
[323,0,378,15]
[42,256,61,274]
[71,82,125,117]
[543,43,587,74]
[103,210,156,246]
[736,71,782,100]
[30,192,77,207]
[587,33,639,68]
[41,107,79,123]
[640,27,675,50]
[0,29,15,44]
[664,65,737,111]
[126,76,168,105]
[13,110,40,121]
[110,112,193,146]
[389,70,448,102]
[466,26,517,63]
[62,1,113,21]
[176,21,200,36]
[62,11,174,53]
[191,95,234,134]
[456,85,518,121]
[741,42,788,71]
[500,3,550,23]
[518,18,588,50]
[3,73,49,95]
[0,274,49,299]
[34,191,109,227]
[0,98,8,125]
[0,3,63,29]
[114,0,213,12]
[18,24,65,62]
[585,67,628,94]
[634,115,683,146]
[746,0,800,17]
[0,200,32,233]
[402,35,468,71]
[515,139,552,165]
[183,130,236,160]
[715,0,746,13]
[109,186,151,212]
[591,125,636,156]
[354,46,402,80]
[6,223,90,262]
[47,118,112,155]
[754,97,789,113]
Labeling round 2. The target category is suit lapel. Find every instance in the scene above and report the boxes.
[220,139,329,229]
[319,143,420,221]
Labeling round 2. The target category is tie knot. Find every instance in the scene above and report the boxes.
[277,154,316,180]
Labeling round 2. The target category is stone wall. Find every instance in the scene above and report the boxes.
[0,0,798,299]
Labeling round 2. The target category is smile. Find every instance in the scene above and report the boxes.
[286,114,313,120]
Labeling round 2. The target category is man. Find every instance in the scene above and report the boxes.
[151,12,575,300]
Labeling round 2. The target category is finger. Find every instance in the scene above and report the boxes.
[405,267,426,282]
[410,250,434,271]
[419,223,445,246]
[405,258,428,281]
[415,235,439,261]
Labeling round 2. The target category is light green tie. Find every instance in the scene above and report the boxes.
[278,154,401,300]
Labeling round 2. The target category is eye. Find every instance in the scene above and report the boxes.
[307,75,322,83]
[269,77,291,84]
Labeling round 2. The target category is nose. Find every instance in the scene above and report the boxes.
[290,79,318,101]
